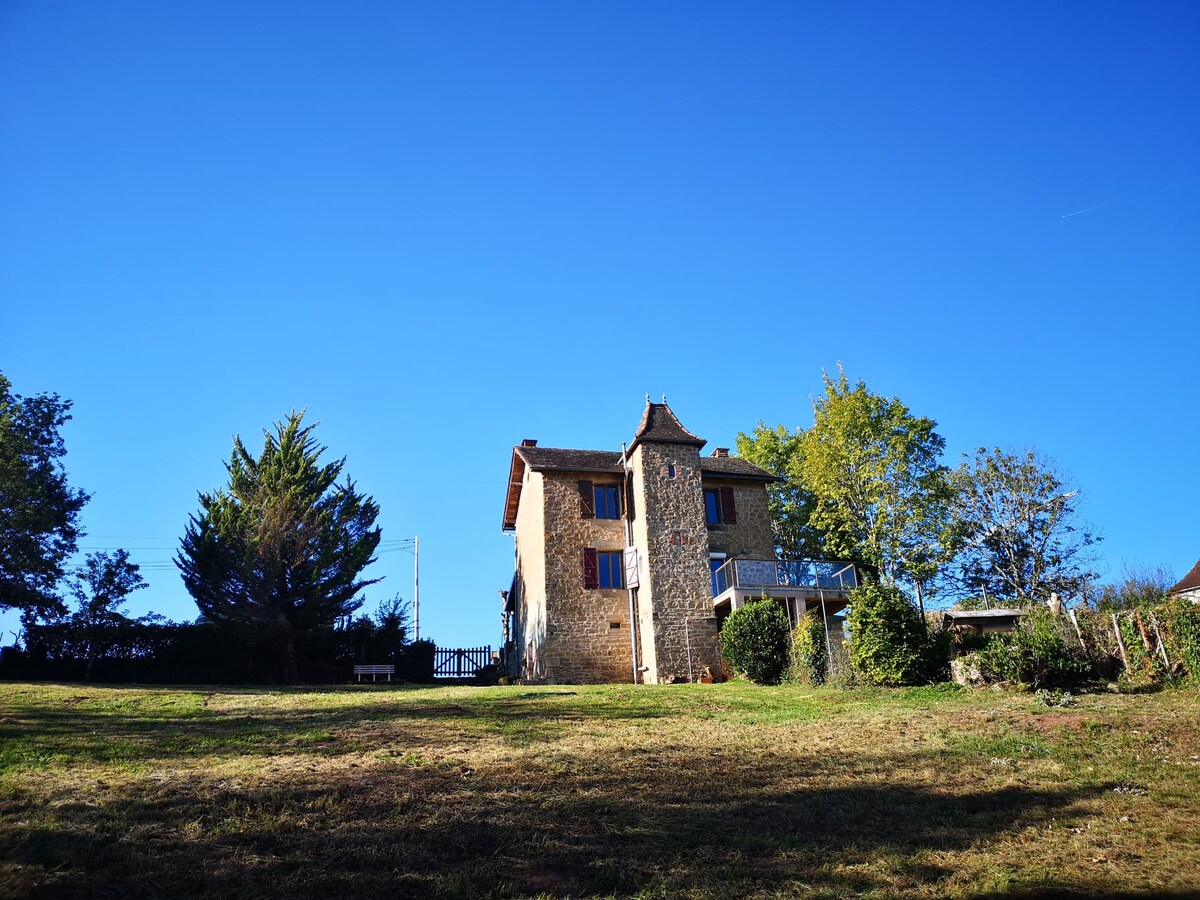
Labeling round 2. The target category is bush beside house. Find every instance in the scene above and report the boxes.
[846,582,945,686]
[790,614,828,685]
[720,598,791,685]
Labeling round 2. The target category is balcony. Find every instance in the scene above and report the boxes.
[712,559,858,617]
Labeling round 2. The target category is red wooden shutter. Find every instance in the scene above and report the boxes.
[720,487,737,524]
[578,480,595,518]
[582,548,599,588]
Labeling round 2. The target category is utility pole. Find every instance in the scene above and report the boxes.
[413,535,420,642]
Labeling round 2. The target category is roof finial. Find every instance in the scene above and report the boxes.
[645,393,650,404]
[661,393,668,404]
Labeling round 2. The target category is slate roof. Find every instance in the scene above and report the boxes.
[699,456,781,481]
[514,445,777,481]
[628,402,705,451]
[1169,559,1200,594]
[515,446,623,474]
[501,444,778,530]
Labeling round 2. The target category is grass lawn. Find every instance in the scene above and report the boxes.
[1,681,1198,898]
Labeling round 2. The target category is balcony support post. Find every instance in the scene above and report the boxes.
[817,586,835,676]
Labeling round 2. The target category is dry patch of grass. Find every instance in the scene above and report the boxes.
[1,681,1198,898]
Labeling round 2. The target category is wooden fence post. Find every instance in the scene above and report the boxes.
[1134,611,1157,673]
[1067,608,1087,654]
[1148,611,1171,667]
[1110,614,1130,672]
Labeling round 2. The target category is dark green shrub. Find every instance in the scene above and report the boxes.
[976,607,1090,688]
[846,582,934,686]
[924,627,953,682]
[790,614,828,685]
[720,599,791,685]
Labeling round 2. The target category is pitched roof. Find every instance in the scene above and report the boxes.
[699,456,781,481]
[515,446,623,474]
[501,444,778,530]
[1169,559,1200,594]
[514,445,776,481]
[628,402,705,452]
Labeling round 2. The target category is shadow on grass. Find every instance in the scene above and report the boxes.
[0,740,1165,900]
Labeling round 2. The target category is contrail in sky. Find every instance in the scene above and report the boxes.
[1060,174,1197,219]
[1061,204,1104,218]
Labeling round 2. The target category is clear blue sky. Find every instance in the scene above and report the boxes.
[2,1,1197,649]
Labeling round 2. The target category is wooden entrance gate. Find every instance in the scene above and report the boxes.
[433,645,492,679]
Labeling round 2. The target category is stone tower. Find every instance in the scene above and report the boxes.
[627,402,723,683]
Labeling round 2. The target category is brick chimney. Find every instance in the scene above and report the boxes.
[710,447,729,458]
[521,439,538,447]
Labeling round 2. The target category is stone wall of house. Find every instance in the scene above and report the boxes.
[702,478,775,559]
[630,442,722,683]
[537,472,635,683]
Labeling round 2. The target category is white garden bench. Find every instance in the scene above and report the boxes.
[353,664,395,682]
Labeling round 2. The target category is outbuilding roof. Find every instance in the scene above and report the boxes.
[942,609,1026,620]
[1169,559,1200,595]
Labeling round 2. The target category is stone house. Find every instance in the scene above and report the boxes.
[500,401,857,684]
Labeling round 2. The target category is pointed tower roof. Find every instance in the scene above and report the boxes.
[628,401,705,453]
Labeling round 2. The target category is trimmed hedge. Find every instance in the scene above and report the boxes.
[0,620,435,684]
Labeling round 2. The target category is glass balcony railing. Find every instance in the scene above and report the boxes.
[711,559,858,597]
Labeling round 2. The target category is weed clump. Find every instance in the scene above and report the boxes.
[976,606,1090,689]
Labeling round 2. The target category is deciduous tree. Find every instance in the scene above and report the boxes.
[67,549,147,680]
[734,423,823,559]
[0,373,91,616]
[948,447,1099,603]
[798,367,953,601]
[176,412,381,681]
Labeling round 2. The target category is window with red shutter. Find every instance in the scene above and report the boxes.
[578,480,595,518]
[582,548,599,588]
[719,487,737,524]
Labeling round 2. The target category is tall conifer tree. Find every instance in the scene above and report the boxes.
[176,412,381,681]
